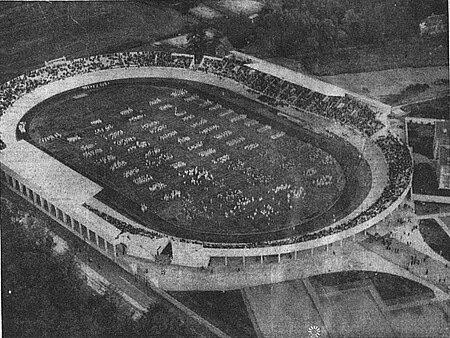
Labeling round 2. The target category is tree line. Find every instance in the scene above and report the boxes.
[1,199,195,337]
[212,0,448,57]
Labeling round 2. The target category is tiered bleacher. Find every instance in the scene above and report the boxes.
[83,203,163,239]
[0,51,194,122]
[199,56,383,137]
[0,51,413,248]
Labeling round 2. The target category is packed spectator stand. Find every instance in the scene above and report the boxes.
[199,56,383,137]
[0,51,412,249]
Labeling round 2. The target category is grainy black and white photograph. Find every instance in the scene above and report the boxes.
[0,0,449,337]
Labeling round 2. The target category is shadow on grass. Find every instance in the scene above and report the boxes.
[168,290,258,338]
[419,218,450,261]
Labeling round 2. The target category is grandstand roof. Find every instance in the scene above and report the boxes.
[1,141,102,207]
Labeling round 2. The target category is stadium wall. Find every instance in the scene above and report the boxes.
[0,166,124,265]
[0,57,410,271]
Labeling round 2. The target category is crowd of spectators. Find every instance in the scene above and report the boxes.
[83,203,163,239]
[199,56,383,137]
[0,51,194,121]
[375,133,413,199]
[1,51,413,250]
[205,133,413,249]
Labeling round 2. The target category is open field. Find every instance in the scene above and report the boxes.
[320,288,395,337]
[260,36,449,77]
[402,96,450,119]
[245,275,447,337]
[168,290,257,338]
[244,281,327,338]
[0,1,194,83]
[407,123,435,159]
[413,163,450,197]
[321,66,449,106]
[390,302,450,338]
[311,271,434,304]
[415,202,450,216]
[419,219,450,261]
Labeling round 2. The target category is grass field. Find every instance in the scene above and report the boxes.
[415,201,450,216]
[244,281,327,338]
[402,96,450,119]
[413,163,450,197]
[407,123,435,159]
[0,2,194,83]
[389,302,450,338]
[168,290,257,338]
[311,271,434,304]
[321,66,449,106]
[419,218,450,261]
[263,36,449,77]
[24,78,348,238]
[246,276,448,338]
[321,288,395,337]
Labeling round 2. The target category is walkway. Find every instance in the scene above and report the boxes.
[390,216,449,266]
[359,237,450,298]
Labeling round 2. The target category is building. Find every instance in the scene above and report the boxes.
[434,121,450,189]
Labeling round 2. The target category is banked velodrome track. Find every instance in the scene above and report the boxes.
[0,52,412,278]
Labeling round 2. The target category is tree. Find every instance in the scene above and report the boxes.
[1,198,196,337]
[186,25,208,64]
[134,303,191,337]
[318,18,337,51]
[215,14,255,49]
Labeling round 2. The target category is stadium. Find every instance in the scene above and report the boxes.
[0,51,413,288]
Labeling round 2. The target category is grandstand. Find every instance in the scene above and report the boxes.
[0,51,412,285]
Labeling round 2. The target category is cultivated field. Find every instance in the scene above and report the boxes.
[321,66,449,106]
[402,96,450,119]
[0,2,194,83]
[244,276,449,338]
[243,281,327,338]
[407,123,435,159]
[23,78,348,239]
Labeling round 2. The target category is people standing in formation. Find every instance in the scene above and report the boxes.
[0,51,412,249]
